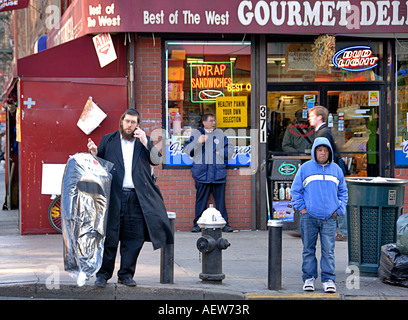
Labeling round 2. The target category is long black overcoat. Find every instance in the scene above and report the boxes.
[97,131,173,249]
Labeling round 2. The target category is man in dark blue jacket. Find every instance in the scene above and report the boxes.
[184,114,235,232]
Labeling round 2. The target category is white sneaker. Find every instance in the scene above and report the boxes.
[303,277,315,291]
[322,280,336,293]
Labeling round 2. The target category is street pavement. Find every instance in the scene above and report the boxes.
[0,170,408,301]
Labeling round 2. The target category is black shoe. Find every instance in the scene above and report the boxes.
[191,225,201,233]
[118,278,137,287]
[95,277,107,288]
[222,224,233,232]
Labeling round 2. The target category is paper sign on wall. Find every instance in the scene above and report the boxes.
[369,91,379,106]
[216,96,248,128]
[77,97,107,135]
[92,33,117,68]
[41,163,66,195]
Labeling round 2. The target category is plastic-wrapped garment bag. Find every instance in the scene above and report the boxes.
[61,153,113,286]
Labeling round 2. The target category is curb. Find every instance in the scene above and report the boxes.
[1,283,408,300]
[245,292,408,300]
[245,292,341,300]
[0,283,245,300]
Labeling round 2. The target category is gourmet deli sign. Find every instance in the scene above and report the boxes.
[48,0,408,47]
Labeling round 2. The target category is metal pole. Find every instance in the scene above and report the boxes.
[268,219,283,290]
[126,32,136,109]
[160,212,176,284]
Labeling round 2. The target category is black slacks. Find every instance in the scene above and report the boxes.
[97,189,147,281]
[194,181,228,225]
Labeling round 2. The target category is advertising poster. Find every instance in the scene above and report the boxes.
[272,200,294,223]
[216,96,248,128]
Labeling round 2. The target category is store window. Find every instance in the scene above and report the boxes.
[267,40,383,177]
[164,41,251,166]
[396,41,408,165]
[268,41,383,82]
[326,90,379,177]
[267,91,318,154]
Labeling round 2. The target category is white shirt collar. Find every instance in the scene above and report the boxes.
[120,135,135,189]
[315,122,326,131]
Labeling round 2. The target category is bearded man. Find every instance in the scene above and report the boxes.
[87,108,173,288]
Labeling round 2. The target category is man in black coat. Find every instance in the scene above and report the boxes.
[87,109,173,287]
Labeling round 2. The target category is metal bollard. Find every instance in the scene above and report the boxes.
[268,219,283,290]
[160,212,176,284]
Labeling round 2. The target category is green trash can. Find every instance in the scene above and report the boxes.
[346,177,408,276]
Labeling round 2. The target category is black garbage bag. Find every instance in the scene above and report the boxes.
[61,153,113,286]
[378,243,408,288]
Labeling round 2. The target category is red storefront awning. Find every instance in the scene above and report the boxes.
[47,0,408,48]
[19,35,126,78]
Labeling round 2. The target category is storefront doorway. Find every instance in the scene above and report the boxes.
[267,84,385,177]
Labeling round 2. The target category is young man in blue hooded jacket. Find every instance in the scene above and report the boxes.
[291,137,348,293]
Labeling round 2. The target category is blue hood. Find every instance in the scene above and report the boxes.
[311,137,334,164]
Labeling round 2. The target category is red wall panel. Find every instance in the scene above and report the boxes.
[19,79,127,234]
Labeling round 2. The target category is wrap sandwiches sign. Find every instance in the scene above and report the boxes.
[0,0,29,12]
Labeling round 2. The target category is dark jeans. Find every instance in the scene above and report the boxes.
[194,181,228,225]
[96,189,147,281]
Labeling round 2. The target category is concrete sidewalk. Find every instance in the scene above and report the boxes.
[1,205,408,300]
[0,166,407,300]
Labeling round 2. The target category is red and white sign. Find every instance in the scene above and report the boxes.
[369,91,379,106]
[92,33,117,68]
[0,0,29,12]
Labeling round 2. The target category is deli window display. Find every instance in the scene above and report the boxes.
[267,40,384,178]
[164,41,251,166]
[326,90,380,177]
